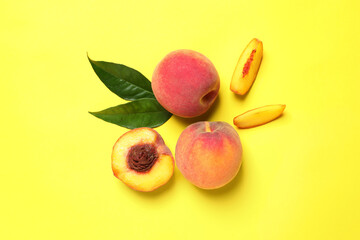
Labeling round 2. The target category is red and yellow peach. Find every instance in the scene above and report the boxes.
[152,49,220,118]
[175,121,242,189]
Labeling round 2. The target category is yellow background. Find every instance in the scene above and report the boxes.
[1,0,360,239]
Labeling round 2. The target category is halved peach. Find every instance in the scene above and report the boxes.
[111,127,174,192]
[233,104,286,129]
[230,38,263,95]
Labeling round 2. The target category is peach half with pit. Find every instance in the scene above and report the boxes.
[152,49,220,118]
[111,127,174,192]
[175,121,242,189]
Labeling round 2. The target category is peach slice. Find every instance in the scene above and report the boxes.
[233,104,286,129]
[230,38,263,95]
[111,127,174,192]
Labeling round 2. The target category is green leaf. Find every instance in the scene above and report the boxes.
[89,98,172,129]
[88,55,155,101]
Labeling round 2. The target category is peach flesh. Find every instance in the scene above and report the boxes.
[175,121,242,189]
[242,49,256,77]
[152,49,220,118]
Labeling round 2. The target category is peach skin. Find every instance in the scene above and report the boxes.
[233,104,286,129]
[230,38,263,95]
[175,121,242,189]
[152,49,220,118]
[111,127,174,192]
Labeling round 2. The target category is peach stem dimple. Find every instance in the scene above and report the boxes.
[201,90,217,105]
[205,122,211,132]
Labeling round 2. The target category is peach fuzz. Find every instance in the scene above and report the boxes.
[152,49,220,118]
[175,121,242,189]
[111,127,174,192]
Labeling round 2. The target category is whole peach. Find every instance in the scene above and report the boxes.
[175,121,242,189]
[152,49,220,118]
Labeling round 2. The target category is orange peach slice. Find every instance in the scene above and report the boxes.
[111,127,174,192]
[233,104,286,129]
[230,38,263,95]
